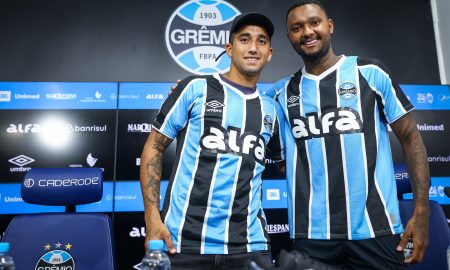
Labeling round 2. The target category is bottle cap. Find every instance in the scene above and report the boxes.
[0,242,10,252]
[148,240,165,250]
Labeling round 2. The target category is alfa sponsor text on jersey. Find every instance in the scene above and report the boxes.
[266,56,412,240]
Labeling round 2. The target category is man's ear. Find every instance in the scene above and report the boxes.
[329,18,334,34]
[225,42,232,58]
[267,47,273,63]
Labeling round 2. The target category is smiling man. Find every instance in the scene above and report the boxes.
[265,0,430,269]
[140,12,284,270]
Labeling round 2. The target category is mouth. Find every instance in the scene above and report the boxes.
[244,57,260,63]
[301,38,319,48]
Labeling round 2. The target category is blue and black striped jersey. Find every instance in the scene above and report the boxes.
[266,56,412,240]
[153,73,283,254]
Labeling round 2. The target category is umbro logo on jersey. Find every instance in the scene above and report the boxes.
[200,125,265,164]
[205,100,225,108]
[291,107,363,140]
[287,95,299,103]
[338,82,357,100]
[205,100,225,113]
[287,95,300,108]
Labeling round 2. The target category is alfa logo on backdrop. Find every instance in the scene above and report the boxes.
[165,0,240,74]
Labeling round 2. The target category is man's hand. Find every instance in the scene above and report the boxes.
[145,214,176,254]
[391,114,430,264]
[397,212,429,263]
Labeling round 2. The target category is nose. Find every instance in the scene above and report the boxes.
[248,39,258,54]
[303,25,314,36]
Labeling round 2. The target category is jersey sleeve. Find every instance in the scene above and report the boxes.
[359,58,413,124]
[263,76,291,99]
[152,76,203,139]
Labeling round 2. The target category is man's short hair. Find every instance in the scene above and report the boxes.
[286,0,329,25]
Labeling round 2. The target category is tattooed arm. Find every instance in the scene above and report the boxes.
[139,129,176,253]
[391,113,429,263]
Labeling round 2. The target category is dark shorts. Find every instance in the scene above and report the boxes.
[293,234,406,270]
[168,250,272,270]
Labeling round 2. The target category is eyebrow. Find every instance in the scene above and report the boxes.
[237,32,269,40]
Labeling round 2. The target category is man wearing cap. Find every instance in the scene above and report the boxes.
[140,12,283,269]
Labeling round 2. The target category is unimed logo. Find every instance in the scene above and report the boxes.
[165,0,240,74]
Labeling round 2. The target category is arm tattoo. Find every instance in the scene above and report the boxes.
[406,132,429,209]
[152,132,172,152]
[144,132,172,205]
[392,115,429,212]
[144,151,163,204]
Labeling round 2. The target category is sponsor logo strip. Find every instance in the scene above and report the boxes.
[0,82,118,109]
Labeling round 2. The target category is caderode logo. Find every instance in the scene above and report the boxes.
[24,178,35,188]
[165,0,240,74]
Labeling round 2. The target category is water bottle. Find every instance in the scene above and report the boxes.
[0,242,15,270]
[140,240,171,270]
[447,244,450,270]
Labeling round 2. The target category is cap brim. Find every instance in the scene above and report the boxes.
[230,12,274,39]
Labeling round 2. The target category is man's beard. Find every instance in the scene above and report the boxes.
[295,42,330,63]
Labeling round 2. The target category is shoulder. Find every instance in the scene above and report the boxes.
[179,75,208,87]
[356,57,392,74]
[173,75,211,95]
[264,75,293,98]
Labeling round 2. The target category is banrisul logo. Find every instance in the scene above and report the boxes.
[165,0,240,74]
